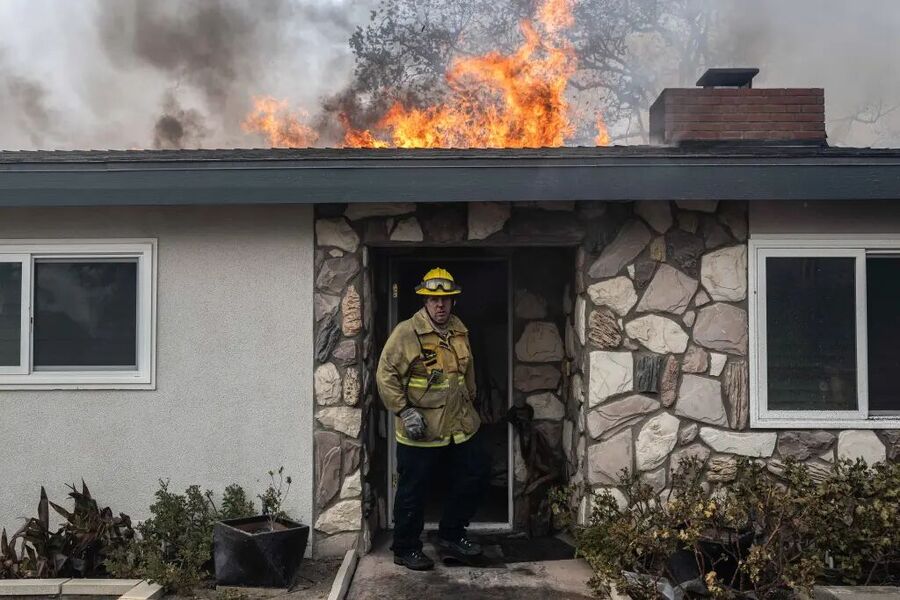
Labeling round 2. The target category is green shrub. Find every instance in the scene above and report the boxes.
[219,484,256,521]
[558,457,900,599]
[4,474,279,593]
[105,481,216,594]
[106,479,256,594]
[257,467,292,530]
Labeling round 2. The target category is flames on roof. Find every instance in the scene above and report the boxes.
[243,0,610,150]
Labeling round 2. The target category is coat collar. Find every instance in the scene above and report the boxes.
[412,307,468,335]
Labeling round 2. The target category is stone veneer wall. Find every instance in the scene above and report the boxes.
[310,199,900,556]
[311,201,585,556]
[570,200,900,522]
[511,249,573,532]
[311,209,370,558]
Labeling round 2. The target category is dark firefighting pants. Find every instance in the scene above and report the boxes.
[391,431,491,555]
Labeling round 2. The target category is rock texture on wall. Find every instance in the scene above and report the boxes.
[313,211,375,558]
[510,247,574,533]
[314,199,899,551]
[313,202,583,552]
[571,200,896,522]
[578,203,754,502]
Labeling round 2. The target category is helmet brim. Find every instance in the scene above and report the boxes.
[416,288,462,296]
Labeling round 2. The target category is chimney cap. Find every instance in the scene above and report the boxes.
[696,68,759,88]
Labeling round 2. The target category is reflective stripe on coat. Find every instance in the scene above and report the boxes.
[376,307,480,446]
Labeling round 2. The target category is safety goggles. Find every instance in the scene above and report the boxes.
[419,278,460,292]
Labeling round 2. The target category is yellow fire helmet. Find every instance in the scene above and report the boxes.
[415,267,462,296]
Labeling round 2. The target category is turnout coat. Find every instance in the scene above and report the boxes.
[376,308,480,446]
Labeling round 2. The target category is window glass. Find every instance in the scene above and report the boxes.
[766,256,857,411]
[0,262,22,366]
[867,256,900,412]
[34,261,137,368]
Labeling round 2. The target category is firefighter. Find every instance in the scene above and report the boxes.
[376,267,490,571]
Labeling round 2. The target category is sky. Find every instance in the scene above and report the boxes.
[1,0,900,150]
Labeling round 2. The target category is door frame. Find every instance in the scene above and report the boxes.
[385,254,514,531]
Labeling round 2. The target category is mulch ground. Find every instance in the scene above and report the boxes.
[171,559,342,600]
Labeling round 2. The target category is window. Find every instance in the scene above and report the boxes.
[751,236,900,428]
[0,241,155,389]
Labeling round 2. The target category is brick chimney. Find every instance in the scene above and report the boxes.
[649,68,826,145]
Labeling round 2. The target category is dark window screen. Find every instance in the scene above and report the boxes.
[0,262,22,366]
[34,261,137,368]
[866,256,900,412]
[766,256,857,411]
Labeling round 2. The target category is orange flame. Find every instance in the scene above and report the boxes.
[339,113,389,149]
[595,116,610,146]
[243,96,319,147]
[537,0,575,33]
[344,0,580,149]
[242,0,611,148]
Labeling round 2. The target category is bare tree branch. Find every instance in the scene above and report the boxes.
[332,0,734,144]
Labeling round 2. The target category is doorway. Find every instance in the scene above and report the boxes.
[381,253,512,528]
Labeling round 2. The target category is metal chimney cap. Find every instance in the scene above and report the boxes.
[696,68,760,88]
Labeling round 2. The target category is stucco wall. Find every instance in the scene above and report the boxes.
[0,205,315,534]
[750,200,900,234]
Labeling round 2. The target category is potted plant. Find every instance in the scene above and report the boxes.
[213,467,309,588]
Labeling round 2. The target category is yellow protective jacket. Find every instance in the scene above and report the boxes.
[376,307,480,447]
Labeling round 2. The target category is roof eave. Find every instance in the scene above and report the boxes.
[1,151,900,206]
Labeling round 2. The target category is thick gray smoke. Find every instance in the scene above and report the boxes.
[98,2,268,110]
[153,91,209,149]
[3,74,54,148]
[714,0,900,147]
[0,0,370,150]
[0,0,898,149]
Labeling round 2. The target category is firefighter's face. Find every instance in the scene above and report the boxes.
[424,296,453,325]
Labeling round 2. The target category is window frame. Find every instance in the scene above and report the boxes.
[750,234,900,428]
[0,253,31,375]
[0,239,156,390]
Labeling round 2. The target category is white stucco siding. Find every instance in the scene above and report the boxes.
[0,205,314,534]
[750,200,900,234]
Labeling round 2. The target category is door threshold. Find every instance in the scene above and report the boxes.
[422,522,512,532]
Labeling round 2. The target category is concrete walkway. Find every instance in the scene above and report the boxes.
[346,536,595,600]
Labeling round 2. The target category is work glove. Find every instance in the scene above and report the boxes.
[399,407,427,441]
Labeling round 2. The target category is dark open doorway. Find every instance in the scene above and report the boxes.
[372,249,512,528]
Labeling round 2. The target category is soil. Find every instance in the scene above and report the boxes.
[173,559,342,600]
[227,517,302,534]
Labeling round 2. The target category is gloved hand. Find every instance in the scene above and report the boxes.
[399,407,427,441]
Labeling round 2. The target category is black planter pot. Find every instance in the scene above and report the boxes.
[214,515,310,588]
[696,528,755,586]
[666,528,756,592]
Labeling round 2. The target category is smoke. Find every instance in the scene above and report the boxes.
[0,0,899,149]
[153,91,209,150]
[4,75,55,148]
[97,1,287,113]
[312,0,900,148]
[707,0,900,146]
[0,47,55,148]
[0,0,370,150]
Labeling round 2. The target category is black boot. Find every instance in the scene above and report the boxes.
[394,549,435,571]
[437,535,482,557]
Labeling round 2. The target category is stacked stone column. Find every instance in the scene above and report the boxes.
[312,215,370,557]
